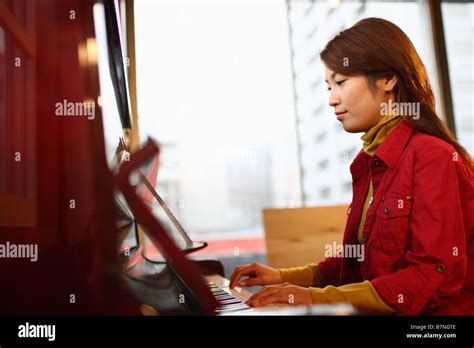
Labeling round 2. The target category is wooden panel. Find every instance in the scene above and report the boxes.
[0,0,37,227]
[0,0,139,315]
[263,205,348,268]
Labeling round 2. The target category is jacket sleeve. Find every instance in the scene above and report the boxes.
[371,147,468,315]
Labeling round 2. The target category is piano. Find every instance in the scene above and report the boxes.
[0,0,356,316]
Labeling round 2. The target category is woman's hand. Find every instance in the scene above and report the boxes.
[229,262,283,288]
[245,283,313,307]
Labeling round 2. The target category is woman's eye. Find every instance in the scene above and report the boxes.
[326,79,347,91]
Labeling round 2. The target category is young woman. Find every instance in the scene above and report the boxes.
[229,17,473,315]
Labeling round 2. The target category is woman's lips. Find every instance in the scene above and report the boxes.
[335,111,347,121]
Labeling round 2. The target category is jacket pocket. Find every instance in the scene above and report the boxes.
[373,196,413,255]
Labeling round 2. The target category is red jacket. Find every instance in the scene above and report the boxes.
[317,120,474,315]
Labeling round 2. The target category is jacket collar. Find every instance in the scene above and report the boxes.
[375,119,415,168]
[351,120,415,175]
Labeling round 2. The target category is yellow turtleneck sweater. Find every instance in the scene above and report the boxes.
[279,114,403,314]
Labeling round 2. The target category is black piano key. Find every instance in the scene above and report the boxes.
[214,294,233,299]
[213,291,230,296]
[217,299,242,305]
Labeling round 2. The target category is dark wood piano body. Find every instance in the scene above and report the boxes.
[0,0,225,315]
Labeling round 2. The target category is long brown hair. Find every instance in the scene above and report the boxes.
[320,17,472,166]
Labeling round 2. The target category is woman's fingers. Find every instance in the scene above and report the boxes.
[247,287,286,307]
[229,264,247,288]
[247,286,278,303]
[229,263,256,288]
[245,283,306,307]
[229,265,245,288]
[247,286,272,300]
[229,262,283,288]
[248,283,287,300]
[237,276,262,287]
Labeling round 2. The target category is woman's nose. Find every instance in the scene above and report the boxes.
[329,89,340,107]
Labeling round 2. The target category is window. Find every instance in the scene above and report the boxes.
[134,0,301,242]
[315,132,327,143]
[310,77,322,91]
[312,103,324,116]
[442,1,474,154]
[319,187,331,199]
[316,158,329,170]
[340,147,358,164]
[341,181,352,193]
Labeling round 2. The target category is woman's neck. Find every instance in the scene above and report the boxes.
[361,114,403,156]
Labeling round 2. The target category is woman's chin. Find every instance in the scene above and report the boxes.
[341,121,362,133]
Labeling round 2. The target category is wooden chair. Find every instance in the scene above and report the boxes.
[262,205,348,268]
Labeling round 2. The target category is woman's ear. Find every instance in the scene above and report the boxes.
[374,74,398,95]
[382,74,398,93]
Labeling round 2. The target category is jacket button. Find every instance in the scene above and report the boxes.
[362,234,368,242]
[406,195,412,201]
[373,159,380,166]
[437,264,446,273]
[384,207,390,214]
[381,196,385,201]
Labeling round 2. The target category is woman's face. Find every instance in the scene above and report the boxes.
[324,67,391,133]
